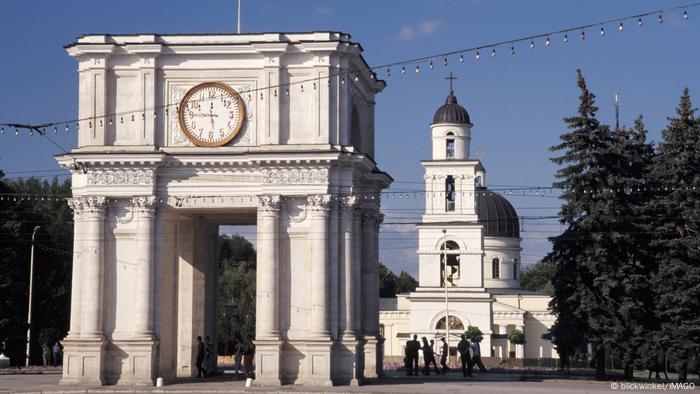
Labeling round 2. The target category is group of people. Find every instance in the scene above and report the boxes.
[194,335,256,379]
[404,334,487,377]
[41,341,62,367]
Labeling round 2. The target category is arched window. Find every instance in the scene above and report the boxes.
[513,258,518,279]
[440,241,460,287]
[445,176,455,211]
[436,316,464,330]
[446,132,455,158]
[492,257,500,279]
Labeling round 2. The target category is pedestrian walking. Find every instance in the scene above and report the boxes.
[195,336,206,378]
[457,334,472,377]
[440,337,450,374]
[234,337,244,377]
[243,336,255,379]
[421,337,439,375]
[205,336,214,376]
[470,337,487,373]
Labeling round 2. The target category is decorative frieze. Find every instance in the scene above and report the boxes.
[131,196,158,213]
[261,168,329,185]
[87,169,154,186]
[306,194,333,211]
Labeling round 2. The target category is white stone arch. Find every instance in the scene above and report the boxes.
[349,92,369,153]
[432,237,467,251]
[428,310,471,331]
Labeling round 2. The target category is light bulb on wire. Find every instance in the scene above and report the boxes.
[510,46,515,55]
[658,13,663,24]
[415,65,420,74]
[429,61,433,70]
[491,48,496,57]
[638,17,643,27]
[563,34,568,43]
[401,66,406,74]
[530,40,534,49]
[580,30,585,40]
[545,37,551,46]
[684,10,688,19]
[475,51,480,60]
[619,22,624,31]
[600,27,605,35]
[459,53,464,62]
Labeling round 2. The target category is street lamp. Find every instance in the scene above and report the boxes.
[25,226,40,367]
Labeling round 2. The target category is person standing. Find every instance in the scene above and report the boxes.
[470,337,487,373]
[405,335,420,376]
[42,343,51,366]
[243,336,255,379]
[234,337,244,377]
[205,336,214,376]
[52,341,62,367]
[195,336,206,378]
[457,334,472,377]
[440,337,450,374]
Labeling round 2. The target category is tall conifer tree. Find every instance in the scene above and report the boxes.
[648,89,700,382]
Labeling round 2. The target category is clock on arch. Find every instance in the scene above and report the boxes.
[177,81,246,147]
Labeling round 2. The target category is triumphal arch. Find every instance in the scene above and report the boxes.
[57,32,391,386]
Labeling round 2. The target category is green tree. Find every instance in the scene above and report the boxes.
[647,89,700,382]
[546,70,624,379]
[465,326,483,342]
[216,234,256,355]
[378,263,398,297]
[519,260,555,292]
[396,271,418,294]
[0,175,72,366]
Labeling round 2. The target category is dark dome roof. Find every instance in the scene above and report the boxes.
[432,92,471,125]
[476,187,520,238]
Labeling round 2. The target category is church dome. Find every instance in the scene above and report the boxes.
[476,187,519,238]
[432,92,471,125]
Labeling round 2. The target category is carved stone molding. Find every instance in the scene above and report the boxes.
[258,195,282,212]
[131,196,158,214]
[339,195,359,210]
[87,169,154,186]
[306,194,333,211]
[261,168,329,185]
[67,196,108,217]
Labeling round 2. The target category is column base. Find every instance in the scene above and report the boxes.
[105,339,159,385]
[60,339,107,386]
[254,339,282,386]
[363,336,379,379]
[297,340,333,386]
[331,336,364,385]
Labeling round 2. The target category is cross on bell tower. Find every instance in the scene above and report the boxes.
[446,72,458,95]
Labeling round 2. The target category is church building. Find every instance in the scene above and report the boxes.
[378,82,557,363]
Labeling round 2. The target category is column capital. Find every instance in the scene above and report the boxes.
[306,194,333,212]
[258,194,282,212]
[339,195,359,211]
[131,196,158,214]
[67,196,108,217]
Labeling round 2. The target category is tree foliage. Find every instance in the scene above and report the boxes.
[0,175,72,366]
[519,260,555,292]
[379,263,417,297]
[216,234,256,355]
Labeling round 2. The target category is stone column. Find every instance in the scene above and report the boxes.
[80,196,107,339]
[133,196,157,338]
[498,325,508,359]
[339,196,359,337]
[515,325,525,359]
[256,195,281,339]
[66,199,85,339]
[307,194,331,338]
[328,198,340,340]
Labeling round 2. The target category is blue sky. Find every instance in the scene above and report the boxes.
[1,0,698,276]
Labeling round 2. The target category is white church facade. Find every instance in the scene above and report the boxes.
[58,32,391,386]
[379,85,557,363]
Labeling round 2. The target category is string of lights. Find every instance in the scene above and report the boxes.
[0,2,696,136]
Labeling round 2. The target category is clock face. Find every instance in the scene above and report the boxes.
[177,82,246,147]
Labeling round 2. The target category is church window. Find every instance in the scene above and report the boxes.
[445,176,456,211]
[446,132,455,158]
[492,257,500,279]
[513,258,518,279]
[440,241,460,286]
[436,316,464,330]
